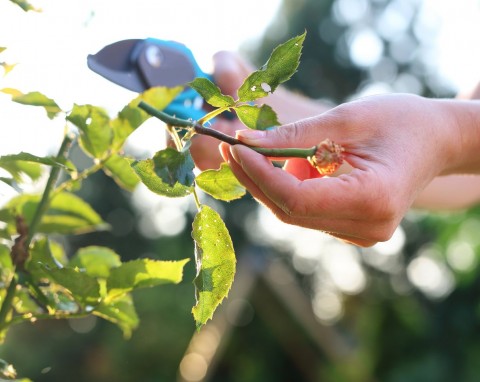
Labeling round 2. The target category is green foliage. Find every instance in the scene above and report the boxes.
[191,205,236,329]
[189,77,235,108]
[235,104,280,130]
[237,32,306,102]
[0,152,68,170]
[103,154,140,192]
[67,104,112,159]
[0,160,42,183]
[1,88,62,119]
[188,31,305,129]
[131,148,195,197]
[106,258,189,301]
[0,30,305,379]
[196,163,246,201]
[0,192,107,235]
[8,0,40,12]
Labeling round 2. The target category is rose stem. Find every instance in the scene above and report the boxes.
[138,101,316,158]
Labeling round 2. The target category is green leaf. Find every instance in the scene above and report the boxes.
[196,163,246,201]
[111,86,183,151]
[0,152,68,169]
[69,246,122,279]
[152,148,195,187]
[1,192,107,235]
[235,104,280,130]
[27,238,63,278]
[1,88,61,119]
[106,258,189,301]
[103,154,139,192]
[8,0,41,12]
[191,205,236,329]
[0,160,42,182]
[237,32,306,102]
[67,104,112,159]
[41,266,101,307]
[189,78,235,108]
[1,62,17,76]
[131,148,195,197]
[13,288,42,314]
[94,295,139,339]
[0,177,15,188]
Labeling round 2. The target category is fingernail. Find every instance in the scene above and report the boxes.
[236,129,266,144]
[229,145,241,163]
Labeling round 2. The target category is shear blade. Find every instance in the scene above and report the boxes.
[87,39,196,92]
[87,39,147,92]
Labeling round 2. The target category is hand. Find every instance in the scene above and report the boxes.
[220,93,480,246]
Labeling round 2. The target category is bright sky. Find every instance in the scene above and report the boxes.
[0,0,479,157]
[0,0,282,156]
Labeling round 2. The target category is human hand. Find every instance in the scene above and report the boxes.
[220,93,479,246]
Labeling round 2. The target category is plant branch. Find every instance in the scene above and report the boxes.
[138,101,345,175]
[138,101,317,158]
[0,275,18,331]
[26,133,74,247]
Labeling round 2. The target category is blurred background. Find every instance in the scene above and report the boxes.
[1,0,480,381]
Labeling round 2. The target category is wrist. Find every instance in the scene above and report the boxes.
[438,99,480,174]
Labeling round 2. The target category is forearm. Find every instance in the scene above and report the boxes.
[412,174,480,210]
[413,97,480,210]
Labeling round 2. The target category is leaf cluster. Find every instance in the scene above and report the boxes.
[0,31,306,341]
[189,32,306,130]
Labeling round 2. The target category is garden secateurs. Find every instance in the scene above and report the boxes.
[87,38,212,121]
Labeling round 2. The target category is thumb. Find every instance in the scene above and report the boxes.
[236,115,330,148]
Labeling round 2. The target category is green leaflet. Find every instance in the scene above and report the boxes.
[189,78,235,108]
[235,104,280,130]
[0,192,107,235]
[196,163,246,202]
[191,205,236,329]
[93,295,139,339]
[1,88,61,119]
[103,154,140,192]
[106,258,190,301]
[0,160,42,182]
[8,0,40,12]
[131,148,195,197]
[41,266,101,307]
[69,246,122,279]
[0,152,68,169]
[27,238,64,276]
[1,62,17,76]
[67,104,112,159]
[237,32,305,102]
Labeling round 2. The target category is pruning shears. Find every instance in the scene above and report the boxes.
[87,38,212,121]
